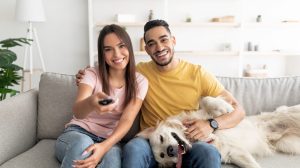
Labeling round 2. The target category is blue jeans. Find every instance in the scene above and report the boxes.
[55,125,121,168]
[122,137,221,168]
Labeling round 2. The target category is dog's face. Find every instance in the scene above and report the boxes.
[137,96,234,167]
[138,119,192,167]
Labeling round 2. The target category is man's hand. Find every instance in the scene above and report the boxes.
[183,119,214,142]
[73,143,108,168]
[76,66,90,86]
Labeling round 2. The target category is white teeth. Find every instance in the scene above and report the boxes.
[156,50,168,57]
[113,58,123,63]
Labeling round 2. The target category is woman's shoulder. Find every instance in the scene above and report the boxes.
[84,66,99,77]
[135,72,149,98]
[135,72,148,86]
[86,66,98,73]
[135,72,147,81]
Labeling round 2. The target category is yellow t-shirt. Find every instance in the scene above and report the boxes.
[137,60,224,130]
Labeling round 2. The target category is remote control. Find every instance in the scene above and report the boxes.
[98,98,114,105]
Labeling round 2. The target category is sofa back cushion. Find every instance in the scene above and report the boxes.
[217,76,300,115]
[38,73,77,139]
[37,73,300,139]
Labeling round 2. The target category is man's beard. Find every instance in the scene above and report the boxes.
[151,49,174,67]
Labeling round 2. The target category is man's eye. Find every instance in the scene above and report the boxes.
[161,38,169,43]
[147,43,154,47]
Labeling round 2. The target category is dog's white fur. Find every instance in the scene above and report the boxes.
[138,97,300,168]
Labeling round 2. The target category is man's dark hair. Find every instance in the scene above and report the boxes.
[143,19,171,42]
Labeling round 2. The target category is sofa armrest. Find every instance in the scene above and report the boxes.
[0,89,38,165]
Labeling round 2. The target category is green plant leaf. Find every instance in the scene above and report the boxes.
[0,38,27,101]
[0,49,17,67]
[0,38,32,48]
[1,63,22,71]
[0,88,19,101]
[0,88,14,94]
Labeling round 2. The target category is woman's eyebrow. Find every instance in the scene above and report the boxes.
[104,42,124,48]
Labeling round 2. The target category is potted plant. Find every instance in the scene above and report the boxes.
[0,38,31,100]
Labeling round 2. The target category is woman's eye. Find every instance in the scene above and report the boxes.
[104,48,111,52]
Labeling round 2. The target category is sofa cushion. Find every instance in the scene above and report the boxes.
[1,140,299,168]
[217,76,300,115]
[38,73,76,139]
[37,72,139,142]
[257,153,300,168]
[0,139,60,168]
[221,153,300,168]
[0,90,38,165]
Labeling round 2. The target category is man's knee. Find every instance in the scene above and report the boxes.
[191,142,221,160]
[123,137,152,154]
[123,137,157,168]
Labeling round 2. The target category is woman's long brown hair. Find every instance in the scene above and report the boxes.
[97,24,137,107]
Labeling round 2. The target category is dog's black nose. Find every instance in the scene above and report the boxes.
[167,145,176,157]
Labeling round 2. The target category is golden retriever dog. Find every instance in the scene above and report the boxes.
[138,97,300,168]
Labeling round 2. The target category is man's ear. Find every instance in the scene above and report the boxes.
[136,127,155,139]
[145,44,151,56]
[171,36,176,45]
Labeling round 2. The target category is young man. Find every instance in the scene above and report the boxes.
[77,20,245,168]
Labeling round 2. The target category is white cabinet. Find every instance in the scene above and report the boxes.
[88,0,300,77]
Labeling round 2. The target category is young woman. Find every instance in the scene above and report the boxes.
[55,24,148,168]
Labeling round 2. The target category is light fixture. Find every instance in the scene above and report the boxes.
[15,0,46,75]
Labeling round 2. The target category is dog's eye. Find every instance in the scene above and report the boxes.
[160,135,164,143]
[160,152,165,158]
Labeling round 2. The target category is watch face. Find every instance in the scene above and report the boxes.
[211,120,218,128]
[210,119,218,129]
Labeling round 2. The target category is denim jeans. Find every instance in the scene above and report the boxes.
[55,125,121,168]
[122,137,221,168]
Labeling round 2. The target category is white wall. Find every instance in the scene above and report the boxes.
[1,0,300,90]
[91,0,300,77]
[0,0,89,89]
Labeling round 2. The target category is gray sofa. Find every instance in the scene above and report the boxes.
[1,72,300,168]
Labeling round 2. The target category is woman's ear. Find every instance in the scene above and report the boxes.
[136,127,155,139]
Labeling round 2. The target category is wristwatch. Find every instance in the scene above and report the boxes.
[208,119,219,132]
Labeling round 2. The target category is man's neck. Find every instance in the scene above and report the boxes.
[156,58,180,72]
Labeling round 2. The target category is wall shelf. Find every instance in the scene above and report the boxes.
[243,22,300,28]
[135,51,239,56]
[94,51,239,57]
[95,22,241,28]
[242,51,300,56]
[88,0,300,77]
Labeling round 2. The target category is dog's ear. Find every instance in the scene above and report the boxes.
[136,127,155,139]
